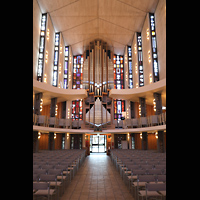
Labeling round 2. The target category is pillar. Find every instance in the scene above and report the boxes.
[61,101,66,119]
[127,133,131,149]
[48,132,55,150]
[126,100,130,119]
[66,100,71,119]
[141,132,148,150]
[111,133,114,149]
[65,133,70,149]
[157,131,165,153]
[153,93,162,115]
[139,97,146,117]
[34,93,43,115]
[50,98,57,117]
[82,133,86,148]
[33,131,39,153]
[130,101,135,118]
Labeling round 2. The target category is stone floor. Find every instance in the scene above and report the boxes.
[60,153,134,200]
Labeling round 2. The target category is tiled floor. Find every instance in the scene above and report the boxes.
[60,153,134,200]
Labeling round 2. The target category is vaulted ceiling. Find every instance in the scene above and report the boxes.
[37,0,159,55]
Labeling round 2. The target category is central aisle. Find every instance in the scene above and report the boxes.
[61,153,134,200]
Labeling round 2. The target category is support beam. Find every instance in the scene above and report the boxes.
[34,93,43,115]
[33,131,39,153]
[50,98,57,117]
[48,132,55,150]
[139,97,146,117]
[141,132,148,150]
[153,93,162,115]
[61,101,66,119]
[157,131,165,153]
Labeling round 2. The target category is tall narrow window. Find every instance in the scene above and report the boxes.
[137,32,144,87]
[37,13,47,82]
[72,99,83,121]
[128,46,133,88]
[113,55,124,89]
[64,46,69,89]
[114,99,125,120]
[73,55,83,89]
[53,32,60,87]
[149,13,159,82]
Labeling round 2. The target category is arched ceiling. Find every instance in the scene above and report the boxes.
[37,0,159,55]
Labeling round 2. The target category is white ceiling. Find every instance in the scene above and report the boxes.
[37,0,159,55]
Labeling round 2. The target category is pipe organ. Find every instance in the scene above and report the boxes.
[83,40,114,131]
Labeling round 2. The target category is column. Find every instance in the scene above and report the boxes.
[50,97,57,117]
[157,131,165,153]
[126,100,130,119]
[130,101,135,118]
[141,132,148,150]
[127,133,131,149]
[139,97,146,117]
[111,133,114,149]
[82,133,86,148]
[33,131,39,153]
[34,93,43,115]
[48,132,55,150]
[65,133,70,149]
[66,100,72,119]
[61,101,66,119]
[153,92,162,115]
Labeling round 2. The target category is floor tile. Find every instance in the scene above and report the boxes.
[60,153,134,200]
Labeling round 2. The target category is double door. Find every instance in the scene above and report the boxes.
[90,135,106,153]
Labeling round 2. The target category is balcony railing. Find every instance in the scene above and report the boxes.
[33,113,166,130]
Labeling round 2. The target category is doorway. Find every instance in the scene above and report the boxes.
[90,134,107,153]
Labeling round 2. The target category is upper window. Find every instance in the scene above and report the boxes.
[37,13,47,82]
[73,55,83,89]
[128,46,133,89]
[137,32,144,87]
[63,46,69,89]
[113,55,124,89]
[52,32,60,87]
[149,13,159,82]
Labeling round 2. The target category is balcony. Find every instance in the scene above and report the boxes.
[33,113,166,133]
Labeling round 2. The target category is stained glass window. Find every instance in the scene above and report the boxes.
[37,13,47,82]
[53,32,60,87]
[71,99,83,121]
[64,46,69,89]
[149,13,159,82]
[137,32,144,87]
[73,55,83,89]
[113,55,124,89]
[128,46,133,88]
[114,99,125,120]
